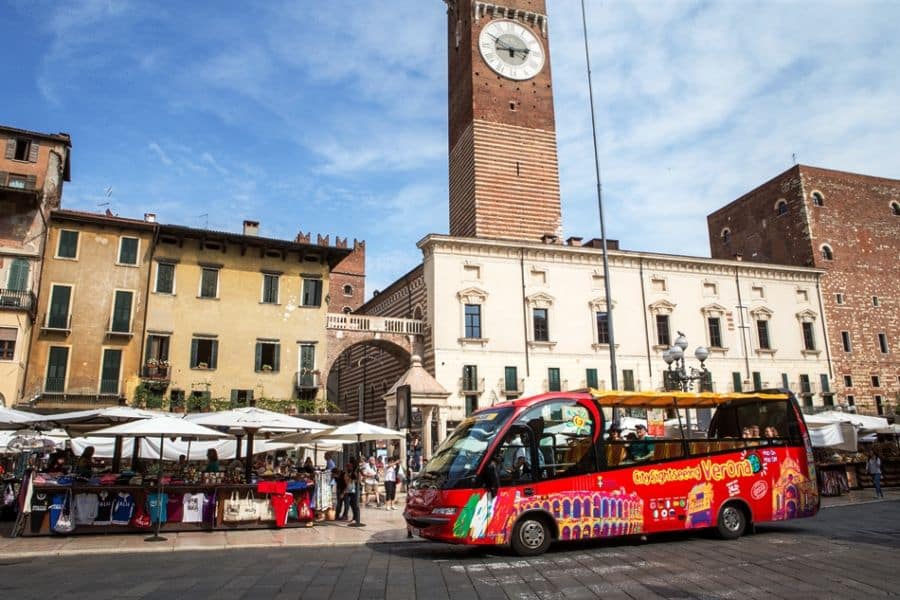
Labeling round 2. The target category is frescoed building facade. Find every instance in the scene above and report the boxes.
[0,126,71,406]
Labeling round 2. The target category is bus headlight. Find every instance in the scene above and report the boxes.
[432,507,458,516]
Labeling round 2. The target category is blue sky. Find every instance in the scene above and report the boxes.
[3,0,899,297]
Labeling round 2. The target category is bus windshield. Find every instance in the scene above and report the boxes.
[417,406,514,489]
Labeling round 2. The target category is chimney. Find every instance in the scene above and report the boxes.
[541,233,558,245]
[566,236,583,247]
[143,213,156,223]
[243,220,259,237]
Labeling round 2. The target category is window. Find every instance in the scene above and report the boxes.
[752,372,762,390]
[118,237,139,265]
[781,373,789,389]
[262,274,279,304]
[871,375,880,388]
[548,368,561,392]
[757,319,771,350]
[799,374,811,395]
[462,365,478,393]
[57,230,79,259]
[732,372,743,393]
[821,245,833,261]
[110,290,133,333]
[464,304,481,338]
[840,331,851,352]
[255,340,280,372]
[145,335,170,374]
[504,366,519,395]
[843,375,852,387]
[878,333,889,354]
[811,191,824,206]
[298,344,316,387]
[533,308,549,342]
[45,346,69,392]
[721,228,731,244]
[702,282,718,297]
[751,286,765,299]
[622,369,635,391]
[518,399,595,479]
[775,199,788,215]
[796,289,808,303]
[651,277,667,292]
[875,396,884,416]
[7,258,29,291]
[8,137,38,162]
[47,284,72,329]
[301,278,322,307]
[656,314,671,346]
[802,322,816,351]
[707,317,723,348]
[0,328,16,360]
[835,293,844,305]
[230,389,254,408]
[155,263,175,294]
[342,284,353,296]
[190,337,218,369]
[595,311,609,344]
[200,268,219,298]
[846,395,855,407]
[465,394,478,417]
[342,306,352,314]
[891,202,900,216]
[585,368,598,389]
[872,296,880,307]
[100,349,122,395]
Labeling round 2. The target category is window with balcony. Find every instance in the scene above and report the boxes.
[117,237,139,266]
[100,349,122,395]
[56,230,79,259]
[45,346,68,392]
[301,277,322,307]
[255,340,280,372]
[155,262,175,294]
[0,328,16,360]
[110,290,133,333]
[262,273,279,304]
[199,268,219,298]
[298,344,316,388]
[47,284,72,330]
[6,258,28,292]
[144,335,170,377]
[533,308,549,342]
[464,304,481,339]
[547,368,561,392]
[190,337,218,369]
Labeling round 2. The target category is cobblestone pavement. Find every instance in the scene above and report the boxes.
[1,499,898,599]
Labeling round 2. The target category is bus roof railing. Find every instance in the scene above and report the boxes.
[586,389,790,408]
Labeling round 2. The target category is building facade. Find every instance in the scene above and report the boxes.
[25,211,155,410]
[708,165,900,415]
[0,127,71,406]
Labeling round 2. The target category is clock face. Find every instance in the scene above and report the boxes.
[478,19,545,81]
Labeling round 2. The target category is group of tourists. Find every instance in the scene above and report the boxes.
[331,454,407,522]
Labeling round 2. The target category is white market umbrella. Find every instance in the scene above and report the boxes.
[0,407,42,430]
[188,407,329,477]
[278,421,403,527]
[88,416,231,543]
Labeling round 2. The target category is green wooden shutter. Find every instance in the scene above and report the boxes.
[505,366,517,392]
[101,349,121,394]
[230,389,239,408]
[46,347,68,392]
[732,372,743,393]
[752,372,762,390]
[586,368,598,389]
[273,343,280,372]
[190,339,198,367]
[7,259,28,291]
[112,291,132,332]
[254,342,262,371]
[210,340,218,369]
[48,286,71,328]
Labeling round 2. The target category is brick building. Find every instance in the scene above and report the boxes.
[707,165,900,415]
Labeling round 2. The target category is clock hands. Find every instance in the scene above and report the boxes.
[488,33,530,60]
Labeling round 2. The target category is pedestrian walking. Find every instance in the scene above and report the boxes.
[383,458,398,510]
[867,451,884,499]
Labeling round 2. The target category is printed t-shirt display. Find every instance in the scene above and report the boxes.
[48,493,68,531]
[74,493,99,525]
[94,491,113,525]
[166,493,183,523]
[111,492,136,525]
[30,492,50,533]
[146,493,168,524]
[182,493,205,523]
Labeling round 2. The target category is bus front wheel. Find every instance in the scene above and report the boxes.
[511,515,552,556]
[716,503,747,540]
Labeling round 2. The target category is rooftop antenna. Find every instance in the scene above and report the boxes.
[198,213,209,229]
[792,153,797,165]
[581,0,618,393]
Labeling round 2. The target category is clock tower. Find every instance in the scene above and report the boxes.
[445,0,562,242]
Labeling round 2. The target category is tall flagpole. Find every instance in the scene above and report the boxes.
[581,0,619,395]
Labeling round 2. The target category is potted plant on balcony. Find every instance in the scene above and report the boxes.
[145,358,159,376]
[261,364,273,372]
[197,362,208,370]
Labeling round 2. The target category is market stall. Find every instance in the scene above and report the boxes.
[806,412,892,496]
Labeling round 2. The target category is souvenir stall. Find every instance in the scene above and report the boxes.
[17,410,335,537]
[807,412,891,496]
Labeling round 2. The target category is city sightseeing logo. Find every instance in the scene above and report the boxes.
[633,454,762,486]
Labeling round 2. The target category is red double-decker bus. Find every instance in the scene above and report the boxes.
[404,389,819,555]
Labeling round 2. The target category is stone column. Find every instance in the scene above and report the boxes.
[437,407,448,446]
[422,405,435,459]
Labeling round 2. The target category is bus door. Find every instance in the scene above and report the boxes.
[494,424,539,491]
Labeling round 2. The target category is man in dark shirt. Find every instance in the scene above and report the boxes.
[627,424,655,462]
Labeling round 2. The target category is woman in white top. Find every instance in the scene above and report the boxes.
[383,459,399,510]
[866,451,884,499]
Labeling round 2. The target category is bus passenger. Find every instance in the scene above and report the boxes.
[627,424,654,462]
[764,426,779,438]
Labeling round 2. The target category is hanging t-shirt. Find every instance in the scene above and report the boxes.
[111,492,135,525]
[48,493,68,531]
[166,493,183,523]
[74,493,99,525]
[202,493,217,525]
[94,491,113,525]
[182,493,205,523]
[146,493,168,524]
[30,492,51,533]
[271,493,294,528]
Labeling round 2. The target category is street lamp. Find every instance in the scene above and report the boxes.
[662,331,711,392]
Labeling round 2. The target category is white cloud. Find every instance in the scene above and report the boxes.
[147,142,173,166]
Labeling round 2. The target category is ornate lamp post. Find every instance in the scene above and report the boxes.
[662,331,711,392]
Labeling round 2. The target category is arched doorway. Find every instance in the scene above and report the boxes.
[327,340,411,427]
